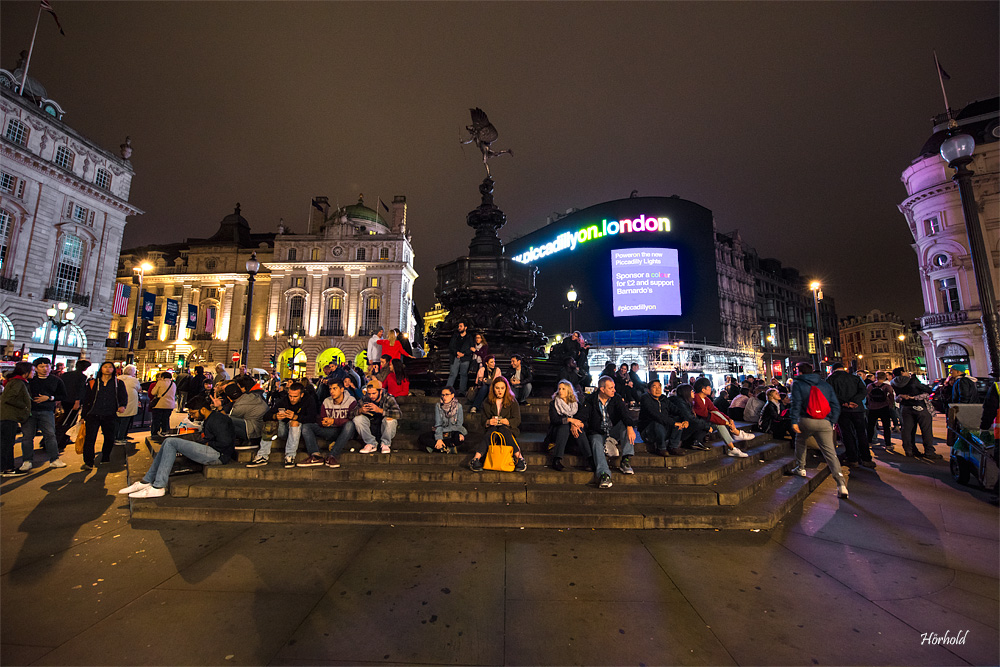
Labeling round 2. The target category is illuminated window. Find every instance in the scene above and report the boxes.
[311,248,320,261]
[288,295,305,330]
[55,146,74,171]
[4,119,27,146]
[924,216,941,235]
[807,333,816,354]
[326,296,342,330]
[55,234,84,294]
[379,247,389,260]
[367,277,380,288]
[293,277,305,288]
[363,295,380,333]
[95,168,111,190]
[0,208,12,271]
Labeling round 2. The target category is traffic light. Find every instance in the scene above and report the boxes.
[137,320,148,349]
[11,348,22,361]
[270,354,276,366]
[176,354,185,368]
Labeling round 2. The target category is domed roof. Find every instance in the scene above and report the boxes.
[918,97,999,159]
[342,194,387,226]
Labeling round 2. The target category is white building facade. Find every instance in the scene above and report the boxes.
[898,98,999,379]
[0,67,141,368]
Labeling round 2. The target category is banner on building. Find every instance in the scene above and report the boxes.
[164,298,178,325]
[186,304,198,329]
[140,291,155,321]
[112,283,131,316]
[205,307,215,334]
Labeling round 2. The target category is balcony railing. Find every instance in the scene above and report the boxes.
[190,332,214,341]
[921,310,969,329]
[0,275,18,293]
[319,327,345,337]
[43,286,90,308]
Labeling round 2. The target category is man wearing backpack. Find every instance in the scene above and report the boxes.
[865,371,895,448]
[950,368,979,405]
[890,367,940,459]
[789,362,849,499]
[827,363,875,469]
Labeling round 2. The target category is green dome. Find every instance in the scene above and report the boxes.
[342,194,387,226]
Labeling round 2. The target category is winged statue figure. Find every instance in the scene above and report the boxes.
[461,108,513,176]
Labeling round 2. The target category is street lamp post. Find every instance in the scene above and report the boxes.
[766,335,775,380]
[940,132,999,378]
[240,252,260,369]
[272,328,283,370]
[564,285,582,333]
[46,302,75,362]
[288,331,304,379]
[126,262,153,365]
[809,281,824,372]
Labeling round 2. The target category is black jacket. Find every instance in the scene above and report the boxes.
[980,381,999,431]
[505,364,533,386]
[82,377,129,417]
[758,400,786,433]
[826,370,867,412]
[60,370,89,403]
[665,395,709,431]
[264,395,318,424]
[200,410,236,464]
[27,375,66,412]
[448,331,475,361]
[638,393,674,432]
[578,391,634,436]
[951,376,978,404]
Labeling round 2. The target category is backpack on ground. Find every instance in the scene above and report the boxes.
[743,396,765,423]
[805,385,831,419]
[483,430,516,472]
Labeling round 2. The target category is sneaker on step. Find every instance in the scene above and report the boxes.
[469,457,484,472]
[297,454,325,467]
[246,455,268,468]
[283,456,296,468]
[129,486,166,498]
[514,457,527,473]
[325,455,340,468]
[49,459,67,468]
[727,447,749,458]
[619,456,634,475]
[791,466,807,477]
[359,444,378,454]
[380,444,391,455]
[1,468,28,477]
[234,443,256,450]
[598,473,613,489]
[735,430,756,441]
[118,481,151,495]
[837,484,849,499]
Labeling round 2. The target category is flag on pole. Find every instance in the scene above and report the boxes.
[164,298,179,325]
[186,304,198,329]
[40,0,66,36]
[112,282,131,315]
[378,197,389,213]
[140,291,155,321]
[934,52,950,80]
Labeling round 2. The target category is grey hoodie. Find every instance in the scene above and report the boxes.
[889,375,932,408]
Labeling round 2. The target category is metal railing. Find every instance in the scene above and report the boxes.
[319,327,345,337]
[0,275,18,292]
[43,286,90,307]
[921,310,970,329]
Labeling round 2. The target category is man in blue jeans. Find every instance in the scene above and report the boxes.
[446,321,475,394]
[118,396,235,498]
[299,379,358,468]
[20,357,67,471]
[577,376,636,489]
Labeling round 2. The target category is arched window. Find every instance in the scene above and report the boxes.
[287,248,297,261]
[356,247,366,261]
[4,119,28,146]
[363,295,380,334]
[311,248,321,261]
[55,234,84,295]
[288,295,305,330]
[0,208,13,272]
[55,146,74,170]
[95,168,111,190]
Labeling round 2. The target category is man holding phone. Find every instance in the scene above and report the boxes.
[247,382,317,468]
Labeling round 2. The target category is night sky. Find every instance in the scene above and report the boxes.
[2,2,997,323]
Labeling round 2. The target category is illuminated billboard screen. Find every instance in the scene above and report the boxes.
[505,196,721,340]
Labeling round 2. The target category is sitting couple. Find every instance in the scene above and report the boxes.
[638,380,752,458]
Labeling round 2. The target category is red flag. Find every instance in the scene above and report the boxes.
[40,0,66,36]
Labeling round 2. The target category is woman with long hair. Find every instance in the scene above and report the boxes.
[419,385,467,453]
[469,355,502,412]
[383,358,410,398]
[546,380,589,471]
[376,328,413,380]
[81,361,128,468]
[471,333,489,369]
[469,376,526,472]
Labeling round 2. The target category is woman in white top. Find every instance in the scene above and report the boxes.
[149,372,177,438]
[115,364,142,445]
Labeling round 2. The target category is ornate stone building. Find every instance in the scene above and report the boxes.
[113,195,417,379]
[715,230,758,359]
[839,309,923,374]
[898,97,999,379]
[0,64,141,368]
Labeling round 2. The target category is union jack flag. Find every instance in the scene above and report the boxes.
[113,282,131,316]
[40,0,66,36]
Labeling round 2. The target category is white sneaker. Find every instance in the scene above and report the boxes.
[359,444,377,454]
[727,447,749,458]
[18,460,32,472]
[837,485,849,499]
[118,481,152,495]
[735,430,755,441]
[129,486,166,498]
[380,444,391,454]
[49,459,67,468]
[791,466,807,477]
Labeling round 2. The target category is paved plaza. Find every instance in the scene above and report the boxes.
[1,416,997,666]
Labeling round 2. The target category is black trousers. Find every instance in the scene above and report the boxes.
[83,414,117,465]
[838,410,872,463]
[867,407,893,445]
[418,430,464,451]
[552,423,589,458]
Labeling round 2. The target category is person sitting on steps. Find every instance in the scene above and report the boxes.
[354,379,402,455]
[300,378,358,468]
[469,376,526,472]
[692,378,752,458]
[577,375,637,489]
[247,382,316,468]
[469,355,502,413]
[118,395,235,498]
[506,354,533,405]
[665,384,711,451]
[545,380,589,471]
[420,386,467,454]
[639,379,688,456]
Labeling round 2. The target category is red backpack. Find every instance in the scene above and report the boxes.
[805,385,831,419]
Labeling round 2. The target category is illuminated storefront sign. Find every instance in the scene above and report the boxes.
[511,214,671,264]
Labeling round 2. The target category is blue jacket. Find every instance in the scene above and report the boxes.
[789,373,841,425]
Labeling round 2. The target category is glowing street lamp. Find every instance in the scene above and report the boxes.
[809,281,823,371]
[564,285,582,333]
[46,301,75,361]
[240,252,260,368]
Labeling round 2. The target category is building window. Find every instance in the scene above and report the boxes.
[0,172,15,194]
[0,209,12,271]
[356,248,366,261]
[327,276,342,288]
[66,201,94,226]
[938,277,961,312]
[326,296,342,331]
[288,295,305,330]
[311,248,320,261]
[287,248,297,261]
[788,337,798,351]
[379,247,389,260]
[932,253,948,267]
[55,146,75,171]
[95,168,111,190]
[367,277,380,288]
[205,259,217,271]
[293,277,305,288]
[924,216,941,235]
[55,234,84,294]
[807,333,816,354]
[363,295,380,333]
[204,287,218,299]
[4,119,28,146]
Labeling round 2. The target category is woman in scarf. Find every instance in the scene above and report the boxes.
[469,376,526,472]
[419,386,467,453]
[545,380,589,471]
